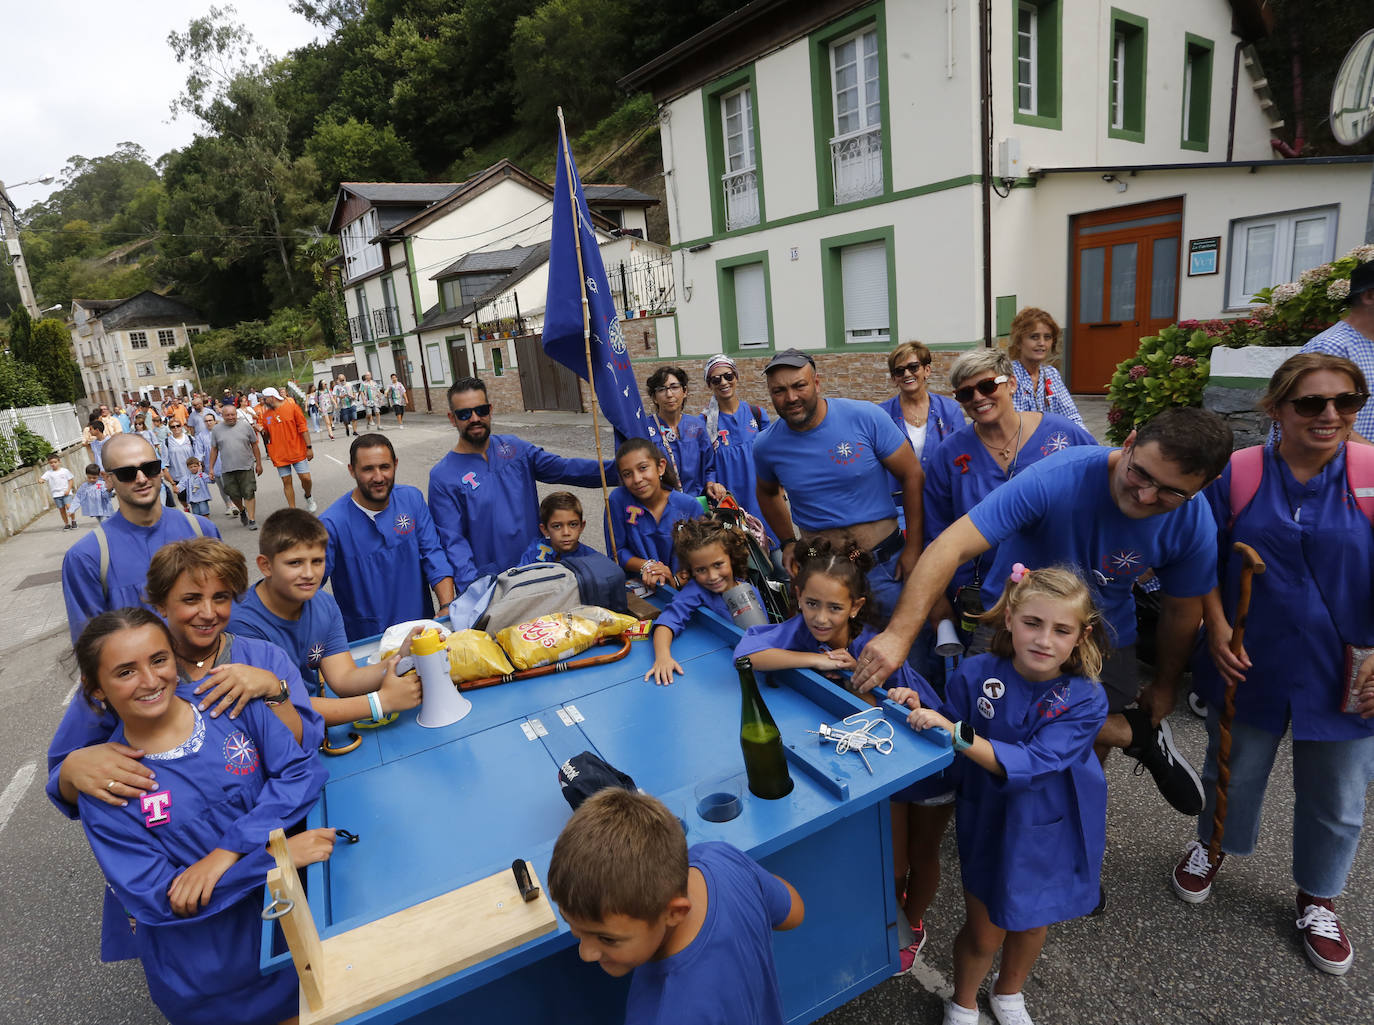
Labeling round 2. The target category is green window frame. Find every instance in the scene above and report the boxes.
[703,65,766,236]
[715,251,775,354]
[819,226,897,352]
[1181,33,1214,152]
[1012,0,1062,130]
[1107,9,1148,143]
[809,2,893,212]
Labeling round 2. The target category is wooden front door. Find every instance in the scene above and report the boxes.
[516,336,583,413]
[390,343,414,410]
[1069,198,1183,393]
[448,338,470,384]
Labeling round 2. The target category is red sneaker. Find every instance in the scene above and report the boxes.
[1296,894,1353,976]
[1172,841,1224,904]
[895,920,927,975]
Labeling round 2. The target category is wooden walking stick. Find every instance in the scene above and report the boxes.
[1208,542,1265,865]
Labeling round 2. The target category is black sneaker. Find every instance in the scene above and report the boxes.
[1123,708,1204,816]
[239,508,249,527]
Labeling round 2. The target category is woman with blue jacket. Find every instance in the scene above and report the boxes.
[879,340,965,524]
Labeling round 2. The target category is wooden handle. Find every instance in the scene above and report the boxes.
[457,634,632,693]
[266,828,326,1012]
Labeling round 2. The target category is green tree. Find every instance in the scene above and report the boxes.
[305,116,420,188]
[24,318,81,403]
[0,351,49,407]
[7,308,33,362]
[512,0,633,129]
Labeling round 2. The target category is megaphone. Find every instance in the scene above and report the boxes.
[405,629,473,728]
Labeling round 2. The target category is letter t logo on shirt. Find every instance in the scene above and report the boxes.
[140,790,172,828]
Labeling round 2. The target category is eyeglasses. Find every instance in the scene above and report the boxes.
[891,361,930,377]
[452,403,491,421]
[1286,392,1369,418]
[1124,452,1194,504]
[952,375,1009,403]
[108,459,163,483]
[653,382,684,395]
[706,372,737,387]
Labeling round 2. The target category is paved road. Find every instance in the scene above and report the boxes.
[1,400,1369,1024]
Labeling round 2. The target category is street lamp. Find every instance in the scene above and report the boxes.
[38,303,62,316]
[0,173,56,320]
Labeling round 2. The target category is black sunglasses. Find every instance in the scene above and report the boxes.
[953,375,1009,403]
[108,459,162,483]
[707,371,737,387]
[1287,392,1369,418]
[891,361,930,377]
[453,403,492,421]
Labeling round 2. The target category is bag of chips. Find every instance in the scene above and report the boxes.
[496,614,601,670]
[376,620,448,663]
[445,629,516,683]
[567,605,639,640]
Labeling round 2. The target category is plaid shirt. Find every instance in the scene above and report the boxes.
[1302,320,1374,437]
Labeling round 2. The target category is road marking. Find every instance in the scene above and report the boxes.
[326,454,346,466]
[0,762,36,837]
[63,682,78,706]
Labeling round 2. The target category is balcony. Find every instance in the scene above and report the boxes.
[370,306,401,338]
[82,353,101,369]
[348,315,371,345]
[722,167,760,230]
[830,127,883,205]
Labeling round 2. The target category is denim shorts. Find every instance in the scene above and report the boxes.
[276,460,310,477]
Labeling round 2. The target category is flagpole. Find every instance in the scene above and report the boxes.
[557,107,618,559]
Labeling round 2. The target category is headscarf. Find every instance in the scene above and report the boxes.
[702,354,739,443]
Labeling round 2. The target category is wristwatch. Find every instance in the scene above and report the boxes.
[951,720,975,752]
[264,678,291,706]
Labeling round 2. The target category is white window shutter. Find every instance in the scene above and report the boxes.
[841,241,889,342]
[734,264,768,348]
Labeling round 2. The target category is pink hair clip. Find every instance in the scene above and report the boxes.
[1010,563,1029,583]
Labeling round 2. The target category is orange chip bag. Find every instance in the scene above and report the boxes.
[495,614,600,670]
[445,629,515,683]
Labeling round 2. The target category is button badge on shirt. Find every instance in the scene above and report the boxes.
[982,678,1005,700]
[977,696,996,719]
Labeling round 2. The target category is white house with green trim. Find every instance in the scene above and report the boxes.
[623,0,1373,392]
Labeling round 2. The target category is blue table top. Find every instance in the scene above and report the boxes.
[264,599,952,1017]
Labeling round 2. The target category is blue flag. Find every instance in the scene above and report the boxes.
[543,125,647,442]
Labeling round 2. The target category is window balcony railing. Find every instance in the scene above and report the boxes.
[370,306,401,338]
[348,315,371,345]
[830,127,884,205]
[722,167,760,230]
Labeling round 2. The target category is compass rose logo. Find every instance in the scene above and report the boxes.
[307,643,325,668]
[393,513,415,536]
[223,730,259,776]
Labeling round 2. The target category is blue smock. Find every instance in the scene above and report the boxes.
[61,509,222,645]
[161,434,198,484]
[967,447,1217,647]
[704,404,776,545]
[648,413,717,497]
[943,653,1108,931]
[656,580,763,636]
[428,434,608,589]
[46,634,322,961]
[229,584,351,693]
[1197,445,1374,741]
[753,398,908,532]
[321,485,453,641]
[604,487,703,571]
[75,479,116,518]
[925,414,1096,597]
[178,472,214,505]
[879,391,965,482]
[78,699,325,1025]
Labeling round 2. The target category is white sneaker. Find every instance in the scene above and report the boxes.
[943,1001,980,1025]
[989,975,1036,1025]
[306,497,318,513]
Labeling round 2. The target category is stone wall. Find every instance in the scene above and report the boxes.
[1203,385,1270,449]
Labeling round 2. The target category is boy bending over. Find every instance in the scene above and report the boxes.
[548,789,804,1025]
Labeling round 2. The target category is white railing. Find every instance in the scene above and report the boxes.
[0,403,83,451]
[722,167,760,229]
[830,127,884,204]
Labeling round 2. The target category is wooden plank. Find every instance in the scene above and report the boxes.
[299,862,557,1025]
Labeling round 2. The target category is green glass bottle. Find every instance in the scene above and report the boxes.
[736,656,794,800]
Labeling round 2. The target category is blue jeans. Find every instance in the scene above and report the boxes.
[190,501,210,517]
[1196,707,1374,898]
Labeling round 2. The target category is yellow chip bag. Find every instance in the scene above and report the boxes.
[567,605,639,640]
[496,614,600,670]
[445,629,515,683]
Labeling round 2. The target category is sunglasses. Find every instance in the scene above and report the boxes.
[453,403,491,421]
[1286,392,1369,418]
[891,361,930,377]
[953,375,1009,404]
[108,459,163,483]
[1124,452,1194,503]
[707,372,737,387]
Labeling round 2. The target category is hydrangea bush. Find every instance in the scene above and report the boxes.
[1105,244,1374,444]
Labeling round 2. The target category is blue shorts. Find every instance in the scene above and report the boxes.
[53,494,71,509]
[277,460,311,477]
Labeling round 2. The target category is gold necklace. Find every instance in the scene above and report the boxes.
[978,413,1023,460]
[177,635,222,670]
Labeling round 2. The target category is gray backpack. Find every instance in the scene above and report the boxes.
[475,563,582,635]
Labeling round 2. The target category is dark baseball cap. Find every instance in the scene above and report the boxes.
[1350,260,1374,300]
[763,348,817,374]
[557,751,637,811]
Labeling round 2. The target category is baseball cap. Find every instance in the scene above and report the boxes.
[1350,260,1374,300]
[556,751,637,811]
[763,348,817,374]
[261,387,284,400]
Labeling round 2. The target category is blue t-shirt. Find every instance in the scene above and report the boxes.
[967,446,1217,646]
[604,487,703,571]
[753,397,908,530]
[625,842,790,1025]
[656,580,763,636]
[924,414,1097,596]
[229,583,351,694]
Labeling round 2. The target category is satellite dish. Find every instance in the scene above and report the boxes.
[1331,28,1374,145]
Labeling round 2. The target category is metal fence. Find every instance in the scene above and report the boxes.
[203,350,314,379]
[0,403,82,452]
[609,252,676,315]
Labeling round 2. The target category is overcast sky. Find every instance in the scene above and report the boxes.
[2,1,325,209]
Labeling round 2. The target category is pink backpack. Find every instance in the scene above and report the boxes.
[1228,443,1374,527]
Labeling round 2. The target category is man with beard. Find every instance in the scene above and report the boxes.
[207,398,264,529]
[753,349,924,621]
[428,377,609,590]
[320,433,455,640]
[60,434,221,644]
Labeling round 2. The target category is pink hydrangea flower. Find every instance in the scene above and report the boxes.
[1128,365,1148,381]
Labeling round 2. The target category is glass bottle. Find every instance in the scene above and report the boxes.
[736,656,794,799]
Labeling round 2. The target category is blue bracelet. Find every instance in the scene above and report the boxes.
[366,691,384,722]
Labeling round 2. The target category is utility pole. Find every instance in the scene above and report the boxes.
[0,180,41,319]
